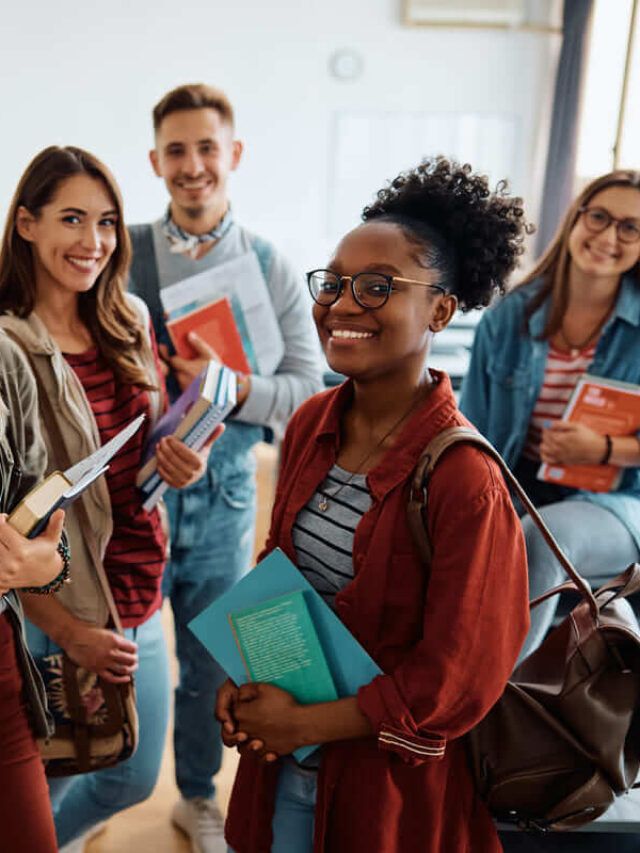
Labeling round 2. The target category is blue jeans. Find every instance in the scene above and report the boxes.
[519,500,640,660]
[26,609,170,847]
[163,428,258,800]
[228,759,317,853]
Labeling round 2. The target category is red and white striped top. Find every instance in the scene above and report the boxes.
[522,342,597,461]
[65,344,167,628]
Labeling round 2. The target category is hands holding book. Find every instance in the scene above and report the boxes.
[159,331,251,407]
[215,678,373,762]
[540,422,640,469]
[0,509,65,595]
[540,422,610,467]
[154,426,224,490]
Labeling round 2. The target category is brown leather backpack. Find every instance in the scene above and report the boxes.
[408,426,640,832]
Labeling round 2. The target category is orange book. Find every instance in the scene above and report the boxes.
[166,296,251,375]
[538,374,640,492]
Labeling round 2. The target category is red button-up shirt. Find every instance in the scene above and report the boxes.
[225,373,529,852]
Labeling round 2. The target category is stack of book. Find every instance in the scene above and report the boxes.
[136,360,237,511]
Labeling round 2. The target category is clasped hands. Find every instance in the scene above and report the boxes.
[540,421,609,466]
[215,678,303,762]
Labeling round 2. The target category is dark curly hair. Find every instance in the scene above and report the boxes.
[362,156,531,311]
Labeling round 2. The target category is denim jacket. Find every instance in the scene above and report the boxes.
[460,275,640,549]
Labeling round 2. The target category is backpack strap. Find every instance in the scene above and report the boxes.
[128,224,169,348]
[408,426,599,619]
[250,234,273,282]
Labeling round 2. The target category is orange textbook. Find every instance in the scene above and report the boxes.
[166,296,252,374]
[538,374,640,492]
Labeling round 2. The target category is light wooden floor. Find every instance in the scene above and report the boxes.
[88,442,278,853]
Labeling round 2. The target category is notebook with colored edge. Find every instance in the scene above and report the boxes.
[188,548,382,761]
[538,374,640,492]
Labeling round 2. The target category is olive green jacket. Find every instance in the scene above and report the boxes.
[0,331,51,737]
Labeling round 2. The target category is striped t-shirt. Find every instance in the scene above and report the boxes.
[292,464,371,609]
[65,347,166,628]
[522,341,597,461]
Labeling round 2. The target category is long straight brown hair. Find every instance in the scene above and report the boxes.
[519,170,640,339]
[0,146,154,388]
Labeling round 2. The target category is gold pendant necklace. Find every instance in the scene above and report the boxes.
[317,385,429,512]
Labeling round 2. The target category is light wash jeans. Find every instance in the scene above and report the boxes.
[163,425,258,800]
[519,500,639,660]
[26,608,170,847]
[228,759,317,853]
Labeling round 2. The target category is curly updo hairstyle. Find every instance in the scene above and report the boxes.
[362,156,531,312]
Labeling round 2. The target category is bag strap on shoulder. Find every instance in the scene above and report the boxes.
[408,426,600,619]
[4,330,125,634]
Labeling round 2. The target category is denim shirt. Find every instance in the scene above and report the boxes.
[459,275,640,549]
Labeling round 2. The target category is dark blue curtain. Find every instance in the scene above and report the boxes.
[535,0,595,256]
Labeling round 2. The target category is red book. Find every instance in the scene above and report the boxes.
[538,374,640,492]
[166,296,251,374]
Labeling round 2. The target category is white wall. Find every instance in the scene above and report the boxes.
[1,0,557,271]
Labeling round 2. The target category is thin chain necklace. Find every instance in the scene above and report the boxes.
[558,308,612,356]
[317,385,429,513]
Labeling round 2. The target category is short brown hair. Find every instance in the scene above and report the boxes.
[152,83,235,132]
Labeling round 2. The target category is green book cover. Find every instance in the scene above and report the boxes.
[228,590,338,705]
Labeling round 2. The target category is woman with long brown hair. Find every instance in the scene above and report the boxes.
[461,170,640,658]
[0,146,220,848]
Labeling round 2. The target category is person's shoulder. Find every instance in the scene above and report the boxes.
[238,225,297,281]
[487,280,540,318]
[124,291,150,321]
[127,221,159,262]
[429,433,511,511]
[284,386,336,439]
[0,329,37,402]
[128,221,155,239]
[0,328,24,365]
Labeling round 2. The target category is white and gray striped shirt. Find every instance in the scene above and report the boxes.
[292,464,372,608]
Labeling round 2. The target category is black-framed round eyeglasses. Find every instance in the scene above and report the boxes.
[578,206,640,244]
[306,269,446,310]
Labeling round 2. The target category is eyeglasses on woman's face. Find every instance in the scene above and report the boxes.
[578,206,640,244]
[306,269,446,310]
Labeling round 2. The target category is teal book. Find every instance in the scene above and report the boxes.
[229,590,338,705]
[188,548,382,760]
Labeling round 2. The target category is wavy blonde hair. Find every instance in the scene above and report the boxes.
[0,146,154,389]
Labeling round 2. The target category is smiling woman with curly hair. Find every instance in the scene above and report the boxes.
[216,157,531,853]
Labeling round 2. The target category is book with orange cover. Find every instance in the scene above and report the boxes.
[166,296,252,374]
[538,374,640,492]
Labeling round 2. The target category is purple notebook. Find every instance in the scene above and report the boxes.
[141,370,204,466]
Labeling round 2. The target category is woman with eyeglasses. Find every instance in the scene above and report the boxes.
[461,170,640,659]
[216,157,530,853]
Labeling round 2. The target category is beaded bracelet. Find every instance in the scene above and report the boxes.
[25,537,71,595]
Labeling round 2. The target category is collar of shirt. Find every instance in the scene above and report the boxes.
[311,371,462,502]
[162,207,234,257]
[526,272,640,339]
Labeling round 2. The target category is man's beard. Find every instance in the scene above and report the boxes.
[182,205,205,220]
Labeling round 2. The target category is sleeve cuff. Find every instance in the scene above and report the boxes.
[357,674,447,765]
[232,374,273,426]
